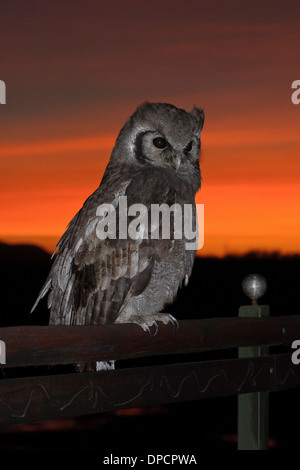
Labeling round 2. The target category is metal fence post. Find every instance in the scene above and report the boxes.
[238,274,269,450]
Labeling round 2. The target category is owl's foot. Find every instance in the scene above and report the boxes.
[153,313,179,334]
[126,313,178,336]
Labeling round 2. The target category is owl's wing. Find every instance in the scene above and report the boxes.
[32,169,178,326]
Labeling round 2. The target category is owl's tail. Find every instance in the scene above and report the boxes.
[76,360,115,372]
[96,360,115,371]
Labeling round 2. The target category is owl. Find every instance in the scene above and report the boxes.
[32,102,205,370]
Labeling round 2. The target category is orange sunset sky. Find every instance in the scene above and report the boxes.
[1,0,300,257]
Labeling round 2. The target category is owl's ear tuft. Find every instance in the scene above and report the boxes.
[191,106,205,134]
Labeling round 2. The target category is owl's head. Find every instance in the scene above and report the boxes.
[111,102,204,178]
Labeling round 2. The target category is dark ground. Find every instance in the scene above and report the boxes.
[0,241,300,454]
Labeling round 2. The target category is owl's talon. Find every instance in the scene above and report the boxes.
[143,323,152,337]
[169,315,179,332]
[127,313,178,336]
[152,321,159,336]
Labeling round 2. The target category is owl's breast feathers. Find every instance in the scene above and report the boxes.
[32,167,198,326]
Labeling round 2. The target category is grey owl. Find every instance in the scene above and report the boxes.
[32,102,205,370]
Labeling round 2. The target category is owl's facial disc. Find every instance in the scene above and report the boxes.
[151,132,183,170]
[134,129,199,173]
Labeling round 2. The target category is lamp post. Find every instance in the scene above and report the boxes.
[238,273,269,450]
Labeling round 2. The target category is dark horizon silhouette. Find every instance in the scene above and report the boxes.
[1,240,299,327]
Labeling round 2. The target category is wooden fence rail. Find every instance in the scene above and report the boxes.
[0,315,299,367]
[1,315,300,442]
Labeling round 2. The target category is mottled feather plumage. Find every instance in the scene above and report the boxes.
[32,102,205,371]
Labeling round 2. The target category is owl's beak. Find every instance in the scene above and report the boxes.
[171,152,181,171]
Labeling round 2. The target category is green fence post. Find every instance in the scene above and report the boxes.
[238,274,269,450]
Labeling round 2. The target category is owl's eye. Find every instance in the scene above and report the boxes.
[153,137,167,149]
[185,140,193,152]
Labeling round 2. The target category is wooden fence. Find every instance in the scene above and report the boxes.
[1,312,300,449]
